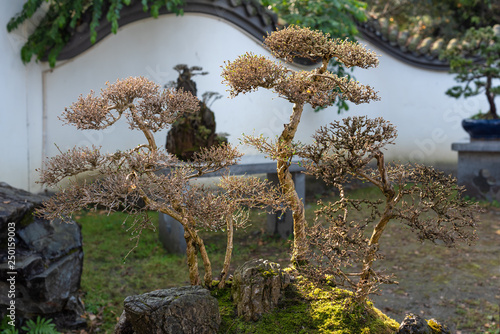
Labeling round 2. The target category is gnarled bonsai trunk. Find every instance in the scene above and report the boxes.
[184,222,213,287]
[277,102,308,264]
[218,215,234,289]
[184,228,201,285]
[358,152,396,300]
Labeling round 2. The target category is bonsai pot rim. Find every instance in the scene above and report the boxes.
[462,118,500,140]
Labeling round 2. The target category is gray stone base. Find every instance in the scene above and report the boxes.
[158,214,187,255]
[451,140,500,202]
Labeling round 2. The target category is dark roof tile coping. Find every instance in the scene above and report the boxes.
[359,17,500,71]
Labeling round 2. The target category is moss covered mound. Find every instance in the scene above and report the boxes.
[211,280,399,334]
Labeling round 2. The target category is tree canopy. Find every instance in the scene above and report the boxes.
[365,0,500,40]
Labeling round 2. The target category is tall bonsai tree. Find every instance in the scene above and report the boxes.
[36,76,286,288]
[441,25,500,119]
[222,25,380,263]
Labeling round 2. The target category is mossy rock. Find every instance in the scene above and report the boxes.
[212,278,399,334]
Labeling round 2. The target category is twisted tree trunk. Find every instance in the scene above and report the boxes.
[358,152,397,300]
[218,215,234,289]
[277,102,308,264]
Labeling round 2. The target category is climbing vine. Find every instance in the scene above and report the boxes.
[6,0,185,67]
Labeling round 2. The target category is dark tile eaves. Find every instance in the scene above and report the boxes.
[57,0,278,61]
[358,19,451,71]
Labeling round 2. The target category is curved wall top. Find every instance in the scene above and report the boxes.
[57,0,278,60]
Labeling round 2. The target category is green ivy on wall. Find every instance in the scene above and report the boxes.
[6,0,185,67]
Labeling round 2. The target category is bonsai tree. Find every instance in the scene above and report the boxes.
[36,76,286,288]
[441,25,500,119]
[222,25,380,264]
[298,116,479,301]
[165,64,227,161]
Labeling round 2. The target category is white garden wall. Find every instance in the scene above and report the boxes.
[1,5,486,193]
[0,1,44,192]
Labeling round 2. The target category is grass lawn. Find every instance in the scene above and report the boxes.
[74,186,500,334]
[76,207,291,332]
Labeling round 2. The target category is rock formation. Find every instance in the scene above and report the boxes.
[0,182,85,329]
[165,64,226,161]
[117,286,220,334]
[231,259,291,321]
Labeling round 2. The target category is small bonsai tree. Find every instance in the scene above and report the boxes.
[298,116,479,301]
[36,77,286,288]
[441,25,500,119]
[222,25,380,264]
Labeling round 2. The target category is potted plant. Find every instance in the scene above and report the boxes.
[441,24,500,140]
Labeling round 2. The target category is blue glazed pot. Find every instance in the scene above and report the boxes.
[462,119,500,140]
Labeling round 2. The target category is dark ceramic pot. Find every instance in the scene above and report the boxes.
[462,119,500,140]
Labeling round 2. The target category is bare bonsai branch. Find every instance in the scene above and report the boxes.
[38,76,288,289]
[222,26,380,264]
[297,116,479,302]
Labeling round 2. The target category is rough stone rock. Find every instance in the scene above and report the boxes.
[123,286,220,334]
[397,314,432,334]
[397,313,450,334]
[231,259,291,321]
[114,311,135,334]
[0,182,84,329]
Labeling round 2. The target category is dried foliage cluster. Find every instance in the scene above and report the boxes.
[37,77,287,288]
[222,26,379,108]
[222,26,381,263]
[298,116,479,301]
[38,26,480,304]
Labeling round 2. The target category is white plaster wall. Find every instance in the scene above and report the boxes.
[0,2,44,192]
[43,14,306,163]
[45,14,480,171]
[3,8,489,192]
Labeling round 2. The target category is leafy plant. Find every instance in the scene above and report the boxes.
[21,316,59,334]
[365,0,500,40]
[441,25,500,119]
[36,76,286,288]
[2,327,19,334]
[222,25,380,263]
[6,0,185,67]
[0,315,18,334]
[261,0,366,42]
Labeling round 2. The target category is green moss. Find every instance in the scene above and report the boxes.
[212,279,399,334]
[427,319,443,333]
[258,268,279,278]
[19,210,35,227]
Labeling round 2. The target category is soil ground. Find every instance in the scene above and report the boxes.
[303,176,500,333]
[367,207,500,333]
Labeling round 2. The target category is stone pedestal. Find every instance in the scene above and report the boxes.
[451,140,500,202]
[158,214,187,255]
